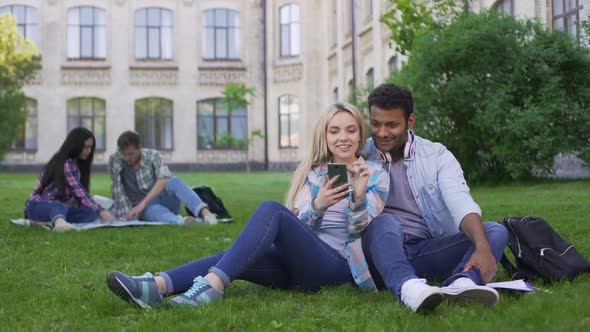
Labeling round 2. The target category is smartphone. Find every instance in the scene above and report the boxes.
[327,163,348,188]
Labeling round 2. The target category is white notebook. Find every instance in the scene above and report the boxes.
[486,279,535,292]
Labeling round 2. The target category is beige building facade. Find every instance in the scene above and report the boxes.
[1,0,587,170]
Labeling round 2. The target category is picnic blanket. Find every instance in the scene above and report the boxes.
[10,195,204,231]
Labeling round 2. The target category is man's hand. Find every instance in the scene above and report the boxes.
[100,210,117,222]
[463,246,497,284]
[125,201,146,220]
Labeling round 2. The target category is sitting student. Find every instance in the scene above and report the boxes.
[108,130,216,225]
[24,127,116,231]
[106,103,389,309]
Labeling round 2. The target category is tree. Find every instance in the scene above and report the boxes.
[0,14,42,160]
[220,83,263,172]
[390,10,590,181]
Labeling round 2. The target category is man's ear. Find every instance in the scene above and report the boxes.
[407,113,416,130]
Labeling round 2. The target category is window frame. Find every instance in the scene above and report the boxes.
[67,6,106,60]
[197,98,248,150]
[67,97,107,151]
[202,8,240,60]
[0,5,39,47]
[278,94,299,149]
[495,0,514,15]
[134,7,174,60]
[279,4,300,57]
[134,97,174,151]
[11,98,38,152]
[552,0,583,39]
[366,68,374,90]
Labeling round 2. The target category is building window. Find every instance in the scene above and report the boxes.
[203,9,240,60]
[279,95,299,148]
[197,98,247,149]
[367,0,373,19]
[333,87,339,103]
[67,97,106,150]
[366,68,374,89]
[348,79,354,97]
[0,5,39,47]
[388,55,399,74]
[332,0,338,46]
[280,4,300,57]
[552,0,583,38]
[67,6,106,59]
[496,0,514,15]
[135,98,174,150]
[135,8,173,60]
[11,98,37,151]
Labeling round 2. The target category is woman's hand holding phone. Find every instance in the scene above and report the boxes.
[313,175,351,212]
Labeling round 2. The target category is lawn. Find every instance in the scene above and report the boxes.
[1,172,589,331]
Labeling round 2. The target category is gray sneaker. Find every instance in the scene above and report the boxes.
[106,271,162,309]
[166,276,223,309]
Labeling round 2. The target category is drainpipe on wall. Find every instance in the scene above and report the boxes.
[262,0,269,170]
[350,0,357,90]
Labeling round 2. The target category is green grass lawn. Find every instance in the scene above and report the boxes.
[1,172,589,331]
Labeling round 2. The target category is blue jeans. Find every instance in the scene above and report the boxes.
[361,214,508,299]
[140,176,207,224]
[159,201,353,294]
[25,200,98,224]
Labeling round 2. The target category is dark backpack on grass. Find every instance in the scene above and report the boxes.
[500,216,590,283]
[185,185,232,220]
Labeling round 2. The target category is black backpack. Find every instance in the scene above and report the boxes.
[185,185,233,222]
[500,216,590,283]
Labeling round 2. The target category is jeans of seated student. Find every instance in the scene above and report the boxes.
[25,200,98,224]
[158,201,353,294]
[361,214,508,299]
[140,176,207,224]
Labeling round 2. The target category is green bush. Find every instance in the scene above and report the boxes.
[392,11,590,182]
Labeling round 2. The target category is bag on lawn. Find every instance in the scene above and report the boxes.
[500,216,590,283]
[185,185,233,222]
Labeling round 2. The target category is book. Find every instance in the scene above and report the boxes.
[486,279,535,292]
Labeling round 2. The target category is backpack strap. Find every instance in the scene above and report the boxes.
[500,254,519,278]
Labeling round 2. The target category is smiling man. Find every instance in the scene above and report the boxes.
[360,83,509,312]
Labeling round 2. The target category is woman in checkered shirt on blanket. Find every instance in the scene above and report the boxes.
[24,127,116,231]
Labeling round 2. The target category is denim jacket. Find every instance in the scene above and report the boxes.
[363,131,481,237]
[293,158,389,289]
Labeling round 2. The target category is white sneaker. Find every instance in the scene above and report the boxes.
[400,278,443,312]
[203,214,218,225]
[441,277,499,307]
[52,217,78,232]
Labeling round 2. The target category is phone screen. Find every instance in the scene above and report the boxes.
[327,163,348,188]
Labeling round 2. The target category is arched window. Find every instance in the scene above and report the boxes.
[552,0,582,38]
[279,95,299,148]
[388,55,399,74]
[0,5,39,47]
[135,98,174,150]
[67,97,106,150]
[279,4,300,57]
[11,98,37,151]
[197,98,247,149]
[496,0,513,15]
[135,7,173,59]
[203,9,240,59]
[67,6,106,59]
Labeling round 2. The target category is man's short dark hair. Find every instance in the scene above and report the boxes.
[117,130,140,150]
[367,83,414,120]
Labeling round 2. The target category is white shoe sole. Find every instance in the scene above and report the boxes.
[442,286,499,307]
[414,292,444,312]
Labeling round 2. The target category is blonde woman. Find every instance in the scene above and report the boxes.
[106,103,389,309]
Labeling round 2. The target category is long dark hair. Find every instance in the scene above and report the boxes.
[37,127,96,198]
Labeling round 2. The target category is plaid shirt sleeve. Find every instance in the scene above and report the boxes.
[64,159,103,214]
[108,152,132,218]
[346,161,390,236]
[150,150,172,179]
[293,169,325,230]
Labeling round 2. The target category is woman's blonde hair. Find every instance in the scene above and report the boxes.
[285,102,366,208]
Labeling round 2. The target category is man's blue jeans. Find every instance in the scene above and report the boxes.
[25,200,98,224]
[361,214,508,299]
[140,176,207,224]
[159,201,353,294]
